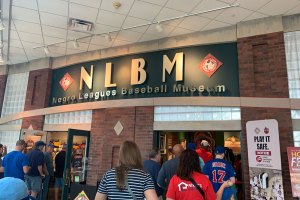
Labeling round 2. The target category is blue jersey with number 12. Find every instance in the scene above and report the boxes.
[203,158,236,193]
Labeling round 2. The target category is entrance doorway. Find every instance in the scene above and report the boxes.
[21,129,92,200]
[154,131,244,200]
[61,129,93,200]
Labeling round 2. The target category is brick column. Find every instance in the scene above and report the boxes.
[134,106,154,160]
[0,74,7,116]
[87,106,154,185]
[21,68,52,130]
[238,32,294,199]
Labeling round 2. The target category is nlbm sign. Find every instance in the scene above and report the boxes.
[50,42,239,106]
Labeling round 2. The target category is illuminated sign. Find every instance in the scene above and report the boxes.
[50,42,239,106]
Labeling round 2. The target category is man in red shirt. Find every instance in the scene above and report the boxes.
[196,140,213,163]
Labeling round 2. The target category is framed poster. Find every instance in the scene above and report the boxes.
[159,134,166,154]
[287,147,300,197]
[246,119,284,200]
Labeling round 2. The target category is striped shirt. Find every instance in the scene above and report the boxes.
[98,168,154,200]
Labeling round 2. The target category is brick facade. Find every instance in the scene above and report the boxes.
[87,106,154,185]
[0,74,7,116]
[21,68,52,130]
[238,32,294,199]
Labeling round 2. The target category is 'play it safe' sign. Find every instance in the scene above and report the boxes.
[246,119,281,169]
[246,119,284,200]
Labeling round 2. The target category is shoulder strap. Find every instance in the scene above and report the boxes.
[190,178,205,199]
[125,180,138,200]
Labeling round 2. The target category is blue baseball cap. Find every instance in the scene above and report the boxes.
[187,143,196,150]
[0,177,28,199]
[35,140,46,147]
[215,146,225,154]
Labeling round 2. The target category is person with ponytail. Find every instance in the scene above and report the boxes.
[95,141,158,200]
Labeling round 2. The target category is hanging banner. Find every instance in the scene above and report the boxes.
[246,119,284,200]
[287,147,300,197]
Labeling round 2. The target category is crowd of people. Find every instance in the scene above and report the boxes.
[0,140,68,200]
[0,138,241,200]
[95,139,241,200]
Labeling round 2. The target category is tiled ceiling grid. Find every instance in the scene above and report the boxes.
[1,0,300,65]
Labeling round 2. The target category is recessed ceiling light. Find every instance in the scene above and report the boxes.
[113,2,121,9]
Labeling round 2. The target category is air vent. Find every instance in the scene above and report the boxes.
[69,18,94,32]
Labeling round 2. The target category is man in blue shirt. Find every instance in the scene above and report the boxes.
[1,140,29,180]
[38,143,55,200]
[143,148,163,199]
[25,141,46,198]
[203,146,236,193]
[0,143,7,179]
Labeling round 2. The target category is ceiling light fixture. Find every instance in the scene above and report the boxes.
[105,33,112,42]
[156,22,163,33]
[73,40,79,48]
[43,46,50,55]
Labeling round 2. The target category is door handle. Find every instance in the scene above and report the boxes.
[65,168,70,186]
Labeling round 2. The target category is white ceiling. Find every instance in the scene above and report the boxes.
[1,0,300,65]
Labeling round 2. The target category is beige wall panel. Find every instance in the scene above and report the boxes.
[65,51,102,68]
[291,99,300,109]
[128,40,159,55]
[159,26,236,50]
[153,97,241,106]
[237,15,283,38]
[283,14,300,32]
[28,58,51,71]
[153,120,241,131]
[0,97,295,125]
[240,97,291,108]
[43,123,91,131]
[8,63,29,74]
[51,56,67,69]
[90,98,154,109]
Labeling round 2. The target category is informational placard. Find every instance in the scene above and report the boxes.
[246,119,284,200]
[287,147,300,197]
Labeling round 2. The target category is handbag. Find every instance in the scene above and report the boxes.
[190,178,205,199]
[125,180,137,200]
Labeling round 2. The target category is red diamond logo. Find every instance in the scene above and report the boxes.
[59,73,74,91]
[198,53,223,77]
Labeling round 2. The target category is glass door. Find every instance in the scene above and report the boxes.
[61,129,90,200]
